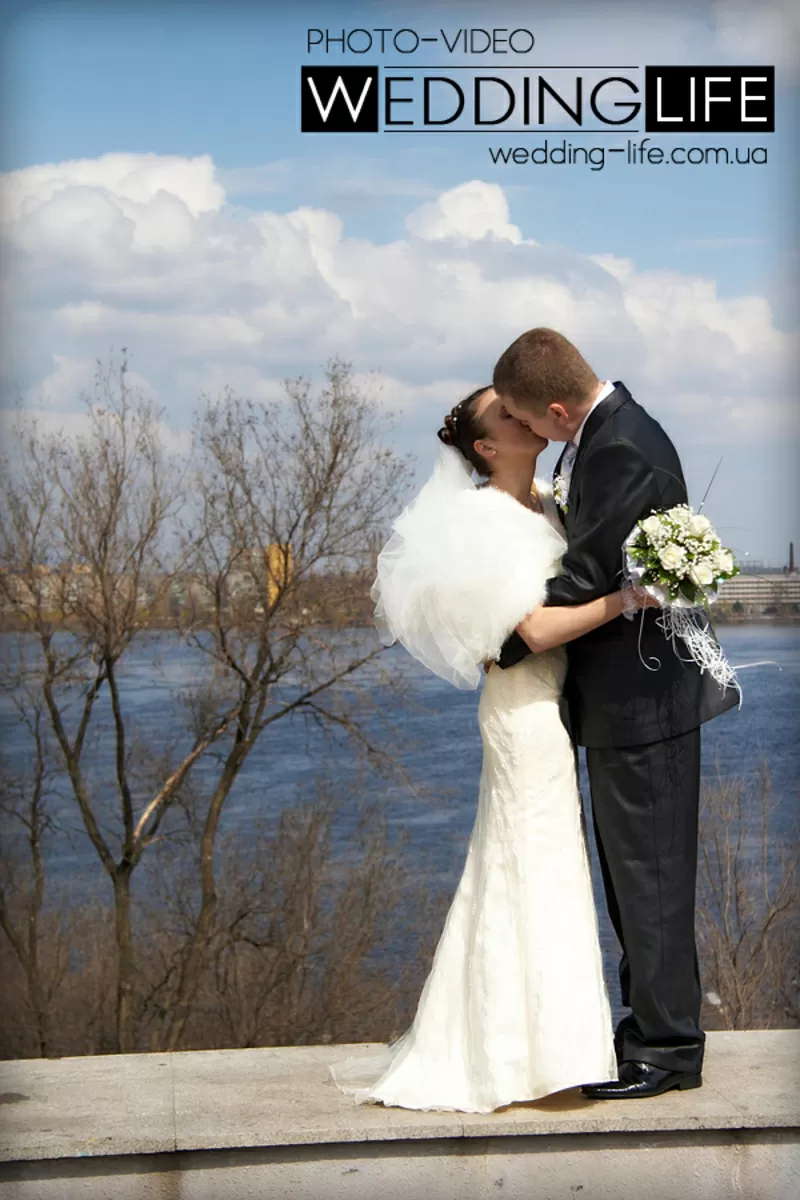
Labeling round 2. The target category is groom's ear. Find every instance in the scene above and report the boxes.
[547,403,571,428]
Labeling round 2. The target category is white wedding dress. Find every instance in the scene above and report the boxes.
[329,448,617,1113]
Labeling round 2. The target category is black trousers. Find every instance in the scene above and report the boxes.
[586,727,705,1075]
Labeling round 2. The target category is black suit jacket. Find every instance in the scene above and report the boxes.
[498,383,739,747]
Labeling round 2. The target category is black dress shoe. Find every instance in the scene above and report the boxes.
[581,1060,702,1100]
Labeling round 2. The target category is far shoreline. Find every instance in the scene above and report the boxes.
[0,616,798,636]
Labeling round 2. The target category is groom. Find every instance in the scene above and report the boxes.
[493,328,738,1100]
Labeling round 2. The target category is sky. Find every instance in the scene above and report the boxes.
[0,0,798,565]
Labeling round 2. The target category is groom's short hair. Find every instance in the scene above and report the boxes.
[493,328,599,413]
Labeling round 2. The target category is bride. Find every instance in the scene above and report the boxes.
[330,385,649,1114]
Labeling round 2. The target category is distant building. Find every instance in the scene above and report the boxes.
[717,541,799,614]
[227,544,293,609]
[720,573,800,600]
[0,563,95,615]
[718,574,800,615]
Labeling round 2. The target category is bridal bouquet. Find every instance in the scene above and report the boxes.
[625,504,739,606]
[624,504,740,695]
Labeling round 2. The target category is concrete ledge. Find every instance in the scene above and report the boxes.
[1,1031,798,1199]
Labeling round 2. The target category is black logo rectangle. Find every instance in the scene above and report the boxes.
[645,66,774,133]
[301,66,379,132]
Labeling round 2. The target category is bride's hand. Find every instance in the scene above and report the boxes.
[483,659,495,674]
[630,585,660,609]
[620,582,660,618]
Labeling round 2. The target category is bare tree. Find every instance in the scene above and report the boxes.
[131,772,448,1053]
[0,701,64,1058]
[0,772,448,1060]
[0,354,232,1051]
[697,766,798,1030]
[0,354,412,1053]
[158,358,412,1049]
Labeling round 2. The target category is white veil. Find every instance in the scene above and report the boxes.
[372,445,566,689]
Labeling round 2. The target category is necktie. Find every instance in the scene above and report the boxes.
[559,440,578,489]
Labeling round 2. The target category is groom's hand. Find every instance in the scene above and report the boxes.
[483,659,495,674]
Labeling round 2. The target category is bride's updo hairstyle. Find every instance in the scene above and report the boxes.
[437,386,493,476]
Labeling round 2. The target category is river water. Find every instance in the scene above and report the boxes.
[1,625,797,1014]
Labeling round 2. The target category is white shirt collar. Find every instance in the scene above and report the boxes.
[572,380,615,448]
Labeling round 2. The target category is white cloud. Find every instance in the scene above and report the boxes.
[356,372,484,422]
[1,152,224,224]
[724,394,799,436]
[617,270,785,376]
[21,353,106,410]
[405,180,523,244]
[590,254,636,282]
[1,151,795,457]
[0,404,192,458]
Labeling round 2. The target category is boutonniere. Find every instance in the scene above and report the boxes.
[553,474,569,514]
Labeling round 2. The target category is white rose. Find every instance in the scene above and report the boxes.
[641,515,662,539]
[670,506,691,526]
[713,550,734,575]
[689,562,715,587]
[659,544,686,572]
[689,514,712,537]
